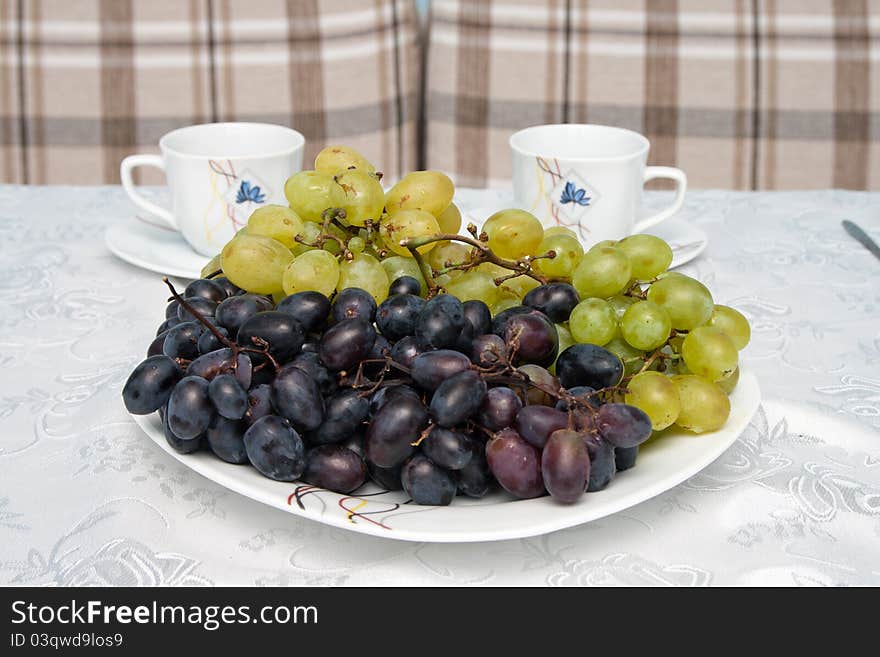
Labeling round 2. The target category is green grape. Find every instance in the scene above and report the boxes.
[437,202,462,235]
[608,294,637,320]
[337,252,390,304]
[681,326,738,382]
[380,209,442,257]
[282,249,340,297]
[533,234,584,278]
[616,234,673,279]
[380,256,427,295]
[348,236,366,254]
[672,375,730,433]
[646,273,714,330]
[492,296,521,316]
[626,371,681,430]
[385,170,454,217]
[588,240,617,252]
[620,300,672,351]
[220,234,293,295]
[246,204,304,248]
[604,337,647,376]
[549,323,575,374]
[284,170,345,223]
[708,305,751,350]
[717,366,740,394]
[427,241,471,273]
[314,145,375,175]
[501,274,541,300]
[481,209,544,260]
[572,245,632,298]
[336,169,384,227]
[444,271,500,306]
[518,364,559,406]
[543,225,578,240]
[569,298,618,346]
[290,221,320,255]
[200,253,221,278]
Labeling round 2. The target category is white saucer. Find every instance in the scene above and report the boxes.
[106,216,211,280]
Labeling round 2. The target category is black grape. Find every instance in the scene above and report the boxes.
[415,294,465,349]
[390,335,424,369]
[165,299,180,320]
[583,433,615,492]
[555,344,624,391]
[148,330,168,357]
[237,311,305,364]
[364,394,429,468]
[514,405,569,449]
[421,427,474,470]
[156,319,172,336]
[503,313,558,367]
[429,370,487,427]
[122,355,182,414]
[307,388,369,445]
[615,446,638,472]
[213,276,243,298]
[486,427,544,499]
[470,334,507,368]
[275,291,331,333]
[207,374,247,420]
[177,296,217,323]
[243,415,305,481]
[523,283,580,323]
[341,431,366,459]
[197,326,229,355]
[596,403,652,448]
[288,351,337,397]
[215,294,272,337]
[319,319,376,371]
[490,305,536,336]
[400,454,456,506]
[243,384,273,426]
[410,349,470,391]
[462,299,492,336]
[332,287,377,323]
[542,429,590,503]
[455,442,492,498]
[478,386,522,431]
[389,275,421,297]
[187,348,252,388]
[555,385,599,411]
[167,376,214,440]
[185,278,227,303]
[368,462,403,491]
[206,415,248,464]
[303,445,367,494]
[376,294,425,341]
[369,384,421,417]
[162,321,203,360]
[272,365,325,432]
[162,403,201,453]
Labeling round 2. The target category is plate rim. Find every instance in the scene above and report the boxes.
[130,370,760,543]
[105,220,209,280]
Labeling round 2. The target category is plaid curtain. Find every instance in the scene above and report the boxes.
[0,0,420,185]
[426,0,880,190]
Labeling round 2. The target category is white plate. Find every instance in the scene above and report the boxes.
[131,370,759,543]
[106,216,210,280]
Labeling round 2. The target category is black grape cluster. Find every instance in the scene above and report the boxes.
[123,275,653,505]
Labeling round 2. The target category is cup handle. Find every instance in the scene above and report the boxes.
[633,166,687,233]
[120,154,177,230]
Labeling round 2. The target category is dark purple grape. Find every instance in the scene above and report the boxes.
[307,388,369,445]
[275,291,331,333]
[177,296,217,323]
[455,442,492,498]
[243,383,273,426]
[197,326,229,355]
[514,405,569,449]
[410,349,470,391]
[303,445,368,493]
[165,299,180,320]
[583,433,615,492]
[615,446,638,471]
[542,429,590,503]
[187,348,252,388]
[237,311,305,364]
[213,276,243,298]
[596,403,652,448]
[148,330,168,357]
[342,431,366,459]
[208,374,248,420]
[401,454,456,506]
[470,333,508,368]
[319,318,376,371]
[462,299,492,336]
[478,386,522,431]
[490,305,536,336]
[368,462,403,490]
[415,294,465,349]
[206,415,248,464]
[486,428,544,499]
[272,365,325,432]
[421,427,475,470]
[364,393,429,468]
[555,344,623,391]
[185,278,227,303]
[429,370,487,427]
[569,409,596,433]
[122,355,183,415]
[389,275,421,297]
[156,319,172,336]
[368,334,391,360]
[215,294,272,337]
[390,335,424,369]
[523,283,580,323]
[288,351,337,397]
[332,288,377,323]
[369,384,421,417]
[452,316,476,355]
[162,321,204,360]
[503,313,558,367]
[162,403,201,453]
[301,341,319,353]
[167,376,214,440]
[555,386,599,411]
[517,364,559,406]
[243,415,305,481]
[376,294,425,341]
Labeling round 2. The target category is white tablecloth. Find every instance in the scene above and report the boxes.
[1,186,878,586]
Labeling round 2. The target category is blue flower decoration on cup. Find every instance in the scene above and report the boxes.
[559,181,590,206]
[235,180,266,204]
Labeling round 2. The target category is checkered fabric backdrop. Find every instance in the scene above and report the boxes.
[0,0,420,184]
[426,0,880,189]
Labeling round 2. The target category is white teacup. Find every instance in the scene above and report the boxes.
[510,124,686,246]
[121,122,305,256]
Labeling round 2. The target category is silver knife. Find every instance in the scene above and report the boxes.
[842,220,880,262]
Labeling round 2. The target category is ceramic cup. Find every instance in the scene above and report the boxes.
[120,122,305,256]
[510,124,686,246]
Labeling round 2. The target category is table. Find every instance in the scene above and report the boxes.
[1,186,878,586]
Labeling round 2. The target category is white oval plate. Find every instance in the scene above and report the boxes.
[131,370,759,543]
[106,216,210,280]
